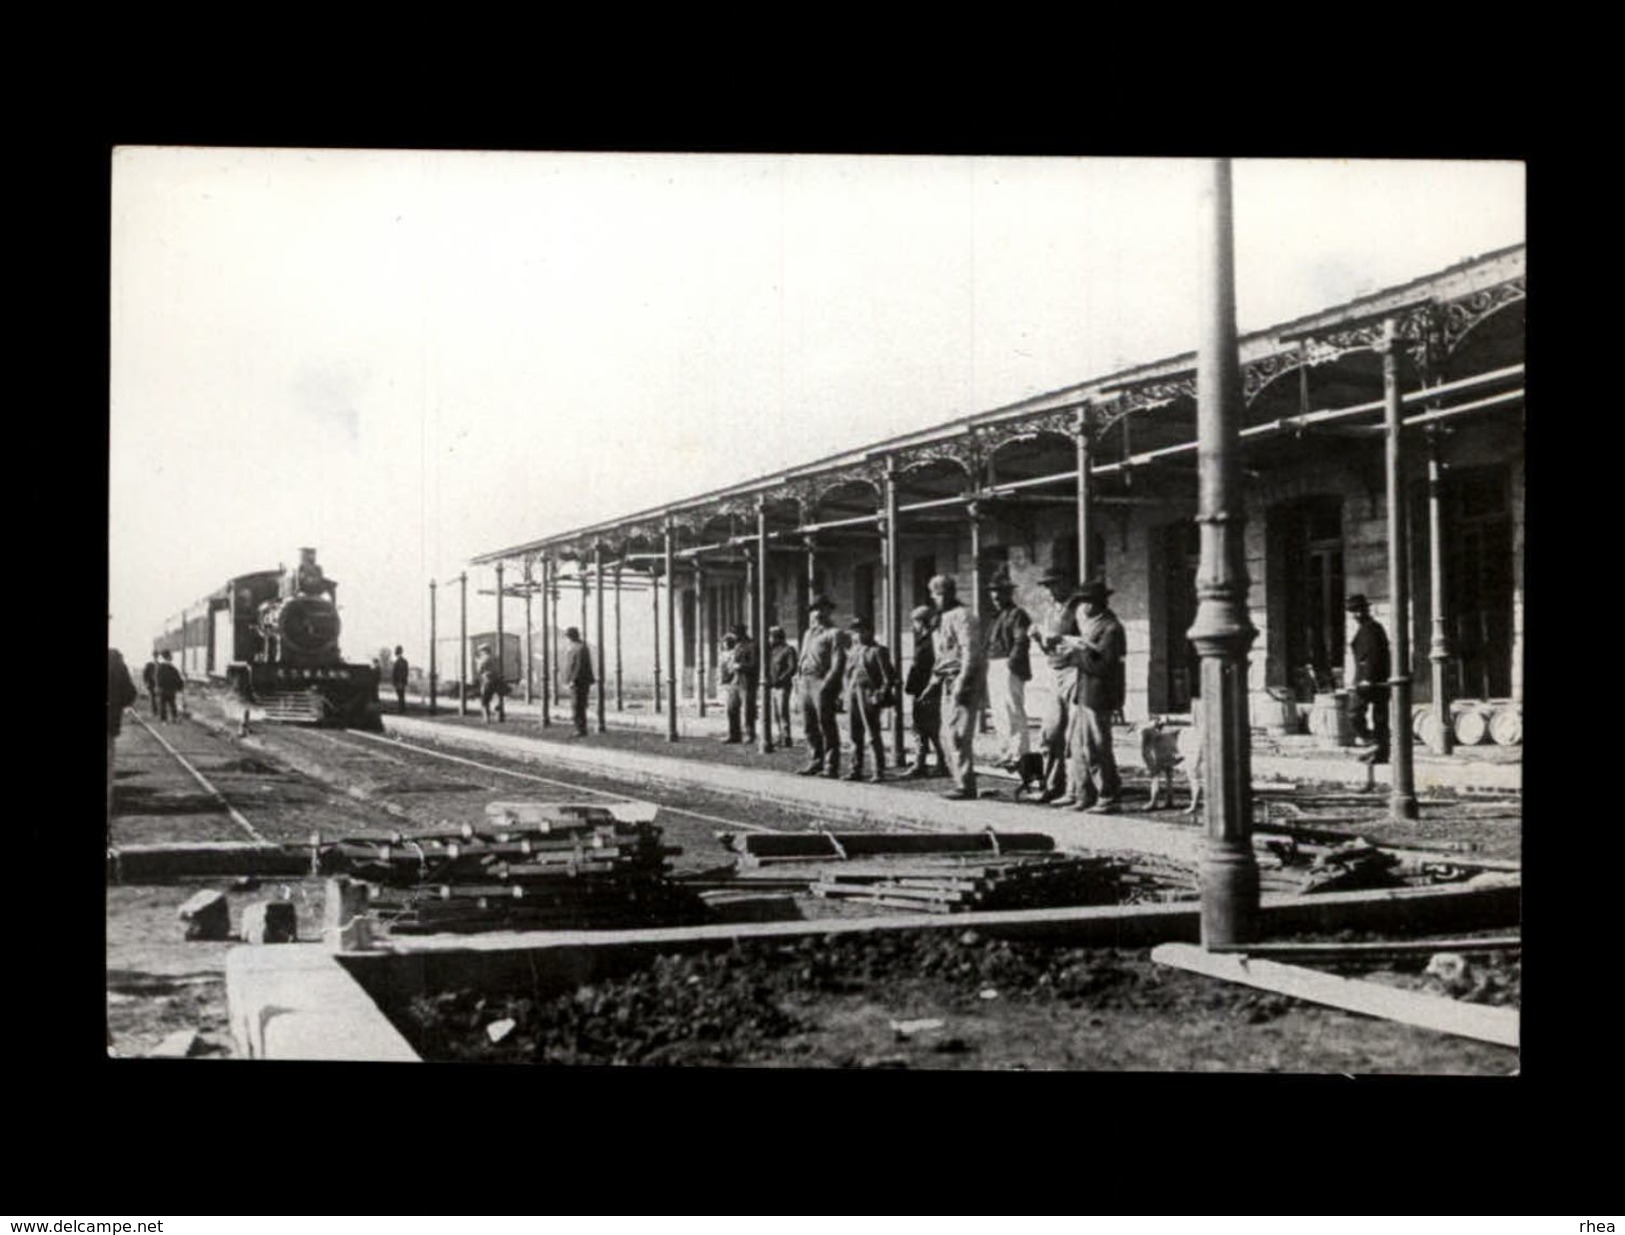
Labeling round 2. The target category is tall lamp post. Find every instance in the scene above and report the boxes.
[1190,158,1260,948]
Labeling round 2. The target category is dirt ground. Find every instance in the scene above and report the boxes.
[398,928,1519,1073]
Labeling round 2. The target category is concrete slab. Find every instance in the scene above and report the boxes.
[225,944,419,1062]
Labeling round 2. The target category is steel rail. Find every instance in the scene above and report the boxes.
[127,710,268,844]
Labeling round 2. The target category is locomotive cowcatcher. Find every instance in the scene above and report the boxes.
[154,548,383,731]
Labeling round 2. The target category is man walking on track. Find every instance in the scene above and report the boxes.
[155,651,184,722]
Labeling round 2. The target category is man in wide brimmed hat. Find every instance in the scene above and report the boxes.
[1344,593,1391,762]
[1033,566,1080,802]
[796,594,847,776]
[983,568,1033,771]
[1051,578,1125,813]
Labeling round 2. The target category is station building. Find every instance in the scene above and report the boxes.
[472,244,1524,745]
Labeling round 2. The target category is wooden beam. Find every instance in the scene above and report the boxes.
[1151,942,1518,1048]
[1207,936,1520,958]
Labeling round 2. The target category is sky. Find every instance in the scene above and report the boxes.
[108,151,1525,664]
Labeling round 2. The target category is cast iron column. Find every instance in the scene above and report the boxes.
[458,571,468,716]
[1426,426,1454,755]
[652,565,662,715]
[428,579,438,715]
[540,557,552,726]
[548,569,560,710]
[1189,158,1260,948]
[595,546,607,733]
[494,561,506,722]
[665,520,678,739]
[613,563,623,713]
[1076,402,1094,581]
[523,560,534,706]
[1382,320,1419,819]
[884,461,903,756]
[967,500,983,619]
[758,498,775,752]
[693,560,706,717]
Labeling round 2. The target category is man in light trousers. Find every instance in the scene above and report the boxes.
[929,574,985,801]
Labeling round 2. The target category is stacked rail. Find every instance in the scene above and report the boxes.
[319,801,704,933]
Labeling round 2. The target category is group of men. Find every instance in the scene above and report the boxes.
[751,567,1126,810]
[139,651,187,721]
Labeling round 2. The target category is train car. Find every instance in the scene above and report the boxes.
[154,547,382,731]
[435,630,524,693]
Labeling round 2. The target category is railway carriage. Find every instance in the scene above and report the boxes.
[154,547,383,730]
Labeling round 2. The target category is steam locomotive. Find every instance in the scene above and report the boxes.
[154,548,383,730]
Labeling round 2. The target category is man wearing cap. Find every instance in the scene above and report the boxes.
[1346,594,1391,761]
[796,595,847,776]
[766,626,797,748]
[564,627,595,737]
[929,574,986,801]
[1053,579,1125,812]
[1034,568,1082,802]
[983,568,1033,770]
[904,605,947,777]
[722,624,759,745]
[843,615,898,783]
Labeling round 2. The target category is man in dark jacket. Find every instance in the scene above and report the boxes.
[766,626,797,748]
[843,616,898,783]
[564,627,595,736]
[983,569,1033,769]
[155,651,185,722]
[141,657,159,716]
[904,605,947,777]
[1053,579,1125,813]
[722,625,760,744]
[1346,593,1391,761]
[391,646,410,714]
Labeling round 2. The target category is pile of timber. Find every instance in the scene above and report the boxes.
[809,852,1131,913]
[717,829,1056,868]
[318,801,702,933]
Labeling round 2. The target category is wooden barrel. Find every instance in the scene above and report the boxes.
[1412,706,1448,748]
[1489,705,1523,746]
[1256,689,1299,736]
[1453,706,1492,746]
[1308,692,1354,746]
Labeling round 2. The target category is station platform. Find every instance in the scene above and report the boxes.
[395,687,1522,796]
[377,689,1519,867]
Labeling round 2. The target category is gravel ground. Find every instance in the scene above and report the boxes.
[399,928,1520,1073]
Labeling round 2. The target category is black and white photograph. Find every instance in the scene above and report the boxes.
[106,150,1525,1073]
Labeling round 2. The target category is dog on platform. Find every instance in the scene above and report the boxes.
[1140,716,1204,813]
[1010,750,1048,801]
